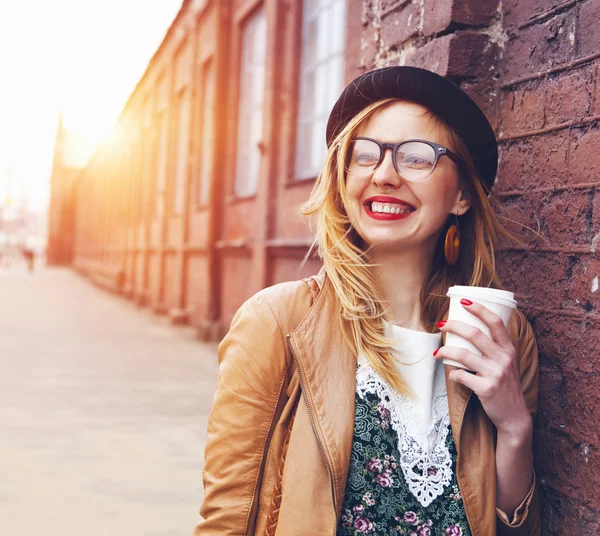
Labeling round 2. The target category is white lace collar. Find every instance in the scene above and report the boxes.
[356,357,453,508]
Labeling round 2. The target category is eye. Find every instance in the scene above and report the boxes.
[403,154,433,168]
[355,151,379,166]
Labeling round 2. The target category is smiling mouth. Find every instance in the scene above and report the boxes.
[367,201,415,214]
[363,200,416,220]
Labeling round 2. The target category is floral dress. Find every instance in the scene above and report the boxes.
[339,358,471,536]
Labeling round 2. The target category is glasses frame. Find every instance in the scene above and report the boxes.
[346,136,464,181]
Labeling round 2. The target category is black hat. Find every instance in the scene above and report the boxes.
[326,66,498,191]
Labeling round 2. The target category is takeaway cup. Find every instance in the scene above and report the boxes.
[443,286,518,370]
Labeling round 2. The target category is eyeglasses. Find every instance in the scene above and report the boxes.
[344,137,463,182]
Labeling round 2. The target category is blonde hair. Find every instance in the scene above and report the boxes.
[302,98,519,397]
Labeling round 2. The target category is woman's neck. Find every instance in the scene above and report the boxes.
[371,245,434,332]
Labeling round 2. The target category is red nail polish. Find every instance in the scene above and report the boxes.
[433,348,439,357]
[460,298,473,306]
[437,320,447,329]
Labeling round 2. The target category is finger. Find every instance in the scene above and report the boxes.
[434,346,494,375]
[439,319,500,358]
[458,299,512,350]
[448,367,487,393]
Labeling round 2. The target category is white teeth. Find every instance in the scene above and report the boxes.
[369,202,413,214]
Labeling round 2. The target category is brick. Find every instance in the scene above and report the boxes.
[503,12,576,81]
[497,192,548,249]
[535,427,600,509]
[545,68,592,126]
[538,190,594,248]
[423,0,499,36]
[460,79,498,131]
[495,251,568,308]
[591,61,600,115]
[380,2,419,47]
[563,371,600,448]
[498,132,569,191]
[405,32,496,79]
[570,258,600,313]
[578,0,600,58]
[360,28,380,69]
[422,0,454,36]
[593,190,600,249]
[501,81,546,136]
[448,31,497,79]
[502,0,563,27]
[568,126,600,184]
[405,34,452,75]
[535,315,600,373]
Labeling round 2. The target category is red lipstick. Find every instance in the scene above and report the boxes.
[363,196,416,221]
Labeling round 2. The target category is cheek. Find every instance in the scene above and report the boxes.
[344,179,368,212]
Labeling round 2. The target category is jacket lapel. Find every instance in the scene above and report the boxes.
[288,276,356,515]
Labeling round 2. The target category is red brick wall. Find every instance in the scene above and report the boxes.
[360,0,599,533]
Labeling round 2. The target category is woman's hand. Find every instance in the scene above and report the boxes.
[434,298,532,440]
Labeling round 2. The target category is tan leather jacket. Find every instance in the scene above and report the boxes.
[195,272,541,536]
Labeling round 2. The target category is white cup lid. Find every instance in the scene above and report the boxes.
[446,285,517,309]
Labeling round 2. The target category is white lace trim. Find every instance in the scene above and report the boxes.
[356,360,453,508]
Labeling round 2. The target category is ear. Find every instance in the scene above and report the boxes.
[451,185,473,217]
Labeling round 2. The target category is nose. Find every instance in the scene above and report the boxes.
[371,147,403,188]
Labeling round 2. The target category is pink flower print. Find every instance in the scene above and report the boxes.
[427,467,438,476]
[378,403,390,419]
[354,516,374,533]
[362,491,376,506]
[341,510,353,528]
[403,511,419,525]
[376,468,394,487]
[445,526,463,536]
[417,524,432,536]
[353,504,364,514]
[365,458,383,473]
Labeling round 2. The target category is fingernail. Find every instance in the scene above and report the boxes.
[433,348,439,357]
[460,298,473,306]
[437,320,447,329]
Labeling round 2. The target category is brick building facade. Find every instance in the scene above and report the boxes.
[49,0,599,532]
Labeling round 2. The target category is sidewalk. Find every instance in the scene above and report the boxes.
[0,266,219,536]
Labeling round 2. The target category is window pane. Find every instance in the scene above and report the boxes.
[155,113,168,219]
[316,7,329,62]
[295,0,346,180]
[198,61,215,206]
[174,91,190,214]
[314,63,328,116]
[235,9,266,197]
[331,0,345,54]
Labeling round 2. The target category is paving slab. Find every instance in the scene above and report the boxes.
[0,266,218,536]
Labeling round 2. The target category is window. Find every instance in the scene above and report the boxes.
[295,0,346,179]
[234,8,267,198]
[196,60,215,206]
[155,112,168,219]
[174,89,191,214]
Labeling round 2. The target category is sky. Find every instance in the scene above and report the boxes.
[0,0,184,213]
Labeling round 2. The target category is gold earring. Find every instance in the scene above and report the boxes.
[444,214,460,265]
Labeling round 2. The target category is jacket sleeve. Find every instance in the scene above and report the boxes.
[496,312,541,536]
[194,294,289,536]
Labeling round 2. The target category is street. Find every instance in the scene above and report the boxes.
[0,265,218,536]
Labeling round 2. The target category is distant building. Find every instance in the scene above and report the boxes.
[47,115,97,266]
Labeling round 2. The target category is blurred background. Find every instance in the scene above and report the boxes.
[2,1,599,535]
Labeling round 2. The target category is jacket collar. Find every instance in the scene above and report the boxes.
[289,271,472,511]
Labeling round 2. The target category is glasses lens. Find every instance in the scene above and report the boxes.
[396,141,437,181]
[345,139,381,177]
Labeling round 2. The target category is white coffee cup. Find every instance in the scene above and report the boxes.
[443,286,518,370]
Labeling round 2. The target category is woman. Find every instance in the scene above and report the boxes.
[195,67,540,536]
